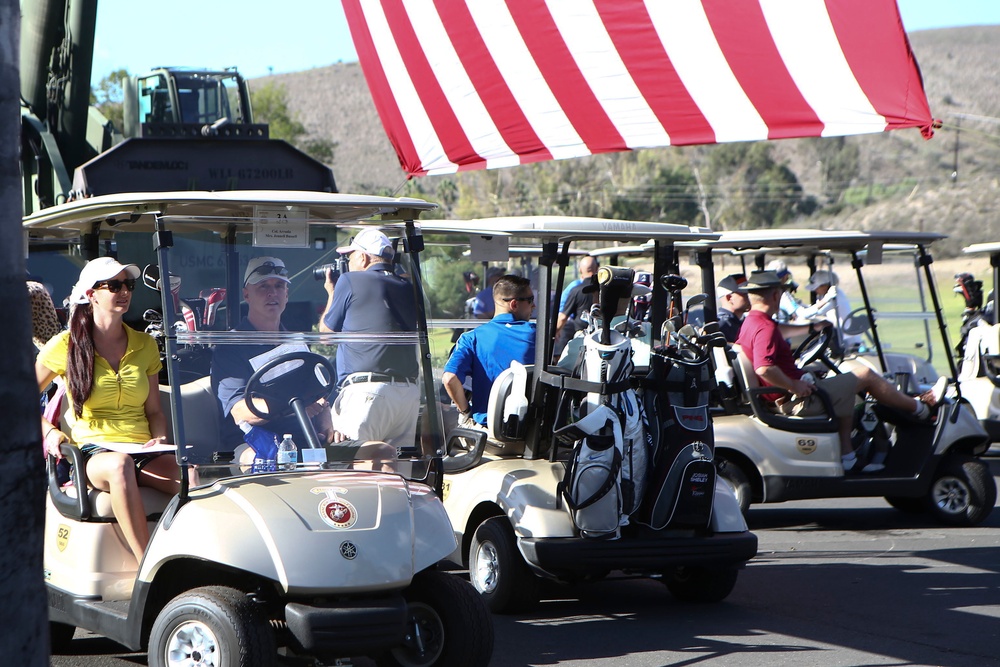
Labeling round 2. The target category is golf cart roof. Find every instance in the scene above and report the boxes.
[962,242,1000,256]
[22,190,437,238]
[588,242,656,258]
[695,229,946,254]
[420,216,716,243]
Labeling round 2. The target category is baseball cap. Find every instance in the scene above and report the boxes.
[804,269,838,292]
[336,228,394,260]
[717,273,748,296]
[244,257,291,286]
[765,259,792,281]
[743,270,784,291]
[70,257,140,304]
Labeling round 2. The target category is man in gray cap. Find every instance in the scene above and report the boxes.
[736,271,944,473]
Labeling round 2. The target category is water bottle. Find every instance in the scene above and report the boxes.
[277,434,298,471]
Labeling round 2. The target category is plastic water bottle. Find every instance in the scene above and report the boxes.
[277,434,298,471]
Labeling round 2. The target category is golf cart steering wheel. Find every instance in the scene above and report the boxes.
[245,351,337,421]
[794,326,833,370]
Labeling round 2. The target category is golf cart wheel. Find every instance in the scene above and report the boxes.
[378,570,494,667]
[662,566,739,603]
[716,456,752,515]
[49,622,75,654]
[885,496,926,514]
[148,586,275,667]
[469,517,540,613]
[926,455,997,527]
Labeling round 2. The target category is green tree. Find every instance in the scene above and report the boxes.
[91,67,130,132]
[251,82,336,163]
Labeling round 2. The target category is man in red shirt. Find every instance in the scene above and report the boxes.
[736,271,945,473]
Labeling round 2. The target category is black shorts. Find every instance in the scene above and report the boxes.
[79,444,164,473]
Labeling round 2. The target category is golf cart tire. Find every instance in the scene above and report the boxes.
[469,517,541,614]
[148,586,276,667]
[716,456,752,516]
[379,570,494,667]
[49,622,75,654]
[884,496,926,514]
[926,455,997,527]
[662,566,740,603]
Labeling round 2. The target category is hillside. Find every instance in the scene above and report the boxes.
[254,25,1000,257]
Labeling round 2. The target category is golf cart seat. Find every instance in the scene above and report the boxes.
[731,345,838,434]
[158,375,220,449]
[46,382,176,521]
[484,362,533,456]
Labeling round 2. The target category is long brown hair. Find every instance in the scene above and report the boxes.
[67,303,95,418]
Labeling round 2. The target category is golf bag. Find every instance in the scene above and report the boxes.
[558,329,648,539]
[638,344,716,529]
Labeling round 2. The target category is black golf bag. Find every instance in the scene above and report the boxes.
[638,343,716,529]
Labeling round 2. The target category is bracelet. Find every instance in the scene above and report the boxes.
[44,427,55,440]
[459,407,471,416]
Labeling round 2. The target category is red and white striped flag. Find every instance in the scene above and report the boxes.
[344,0,934,177]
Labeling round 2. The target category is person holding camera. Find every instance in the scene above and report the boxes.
[320,229,420,448]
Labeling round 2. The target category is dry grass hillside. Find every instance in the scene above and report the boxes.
[253,25,1000,258]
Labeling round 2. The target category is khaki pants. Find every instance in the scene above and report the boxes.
[777,372,857,419]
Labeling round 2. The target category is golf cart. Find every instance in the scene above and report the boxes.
[696,230,995,526]
[423,217,757,613]
[956,242,1000,443]
[28,192,493,666]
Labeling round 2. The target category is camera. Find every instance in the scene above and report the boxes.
[313,256,349,282]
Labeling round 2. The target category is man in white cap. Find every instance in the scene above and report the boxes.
[320,229,420,447]
[736,271,945,474]
[717,273,750,343]
[212,256,332,456]
[795,269,862,352]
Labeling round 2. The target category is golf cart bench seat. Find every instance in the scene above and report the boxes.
[47,443,174,522]
[730,345,838,434]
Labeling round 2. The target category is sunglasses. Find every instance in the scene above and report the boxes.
[503,294,535,304]
[93,278,136,293]
[246,263,289,283]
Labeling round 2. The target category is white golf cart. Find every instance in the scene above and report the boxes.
[956,242,1000,443]
[28,191,493,666]
[422,217,757,613]
[697,230,995,526]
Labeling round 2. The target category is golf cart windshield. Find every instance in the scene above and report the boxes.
[24,192,443,485]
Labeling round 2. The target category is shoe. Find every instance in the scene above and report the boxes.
[860,462,885,473]
[922,376,948,407]
[842,452,858,472]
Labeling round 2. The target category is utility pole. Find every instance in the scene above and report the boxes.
[952,116,960,184]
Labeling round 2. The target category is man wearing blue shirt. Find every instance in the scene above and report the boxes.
[442,275,536,427]
[321,229,419,447]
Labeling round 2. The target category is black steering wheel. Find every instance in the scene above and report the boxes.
[794,326,834,370]
[245,352,337,447]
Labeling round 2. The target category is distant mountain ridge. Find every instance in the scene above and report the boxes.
[253,25,1000,257]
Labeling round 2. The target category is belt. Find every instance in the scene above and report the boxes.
[341,372,416,387]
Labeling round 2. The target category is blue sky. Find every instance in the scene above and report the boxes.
[91,0,1000,80]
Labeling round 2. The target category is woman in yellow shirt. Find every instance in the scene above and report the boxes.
[37,258,181,563]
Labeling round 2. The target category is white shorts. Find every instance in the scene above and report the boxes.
[332,380,421,449]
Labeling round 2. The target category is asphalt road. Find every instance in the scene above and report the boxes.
[52,458,1000,667]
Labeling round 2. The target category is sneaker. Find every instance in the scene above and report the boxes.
[922,376,949,407]
[860,462,885,473]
